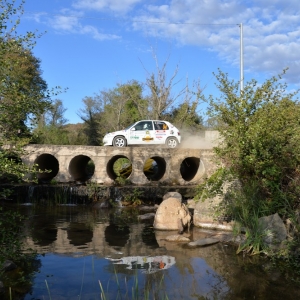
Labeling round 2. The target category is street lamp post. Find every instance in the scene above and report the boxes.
[239,23,244,95]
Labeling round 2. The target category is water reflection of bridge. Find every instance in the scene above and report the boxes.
[24,216,167,259]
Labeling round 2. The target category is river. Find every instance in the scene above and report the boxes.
[2,204,300,300]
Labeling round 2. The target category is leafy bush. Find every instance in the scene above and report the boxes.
[199,69,300,255]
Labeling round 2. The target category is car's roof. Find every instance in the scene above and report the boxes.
[137,120,170,122]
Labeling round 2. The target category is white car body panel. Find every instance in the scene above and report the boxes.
[103,120,181,147]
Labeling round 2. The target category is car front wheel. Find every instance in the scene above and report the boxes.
[113,136,127,147]
[165,137,178,148]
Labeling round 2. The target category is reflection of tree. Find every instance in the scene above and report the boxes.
[30,216,57,247]
[2,255,42,300]
[105,223,130,247]
[141,225,159,248]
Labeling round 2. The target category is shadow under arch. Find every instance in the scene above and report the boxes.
[105,223,130,247]
[180,157,200,181]
[143,156,166,181]
[67,222,93,246]
[69,155,95,182]
[34,153,59,182]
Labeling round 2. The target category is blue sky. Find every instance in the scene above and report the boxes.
[16,0,300,124]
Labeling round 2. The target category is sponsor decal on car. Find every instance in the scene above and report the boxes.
[142,130,154,141]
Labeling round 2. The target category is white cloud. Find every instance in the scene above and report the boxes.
[130,0,300,83]
[26,0,300,83]
[30,9,120,41]
[73,0,142,13]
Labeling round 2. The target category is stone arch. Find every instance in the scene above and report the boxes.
[180,157,202,181]
[143,156,166,181]
[69,155,95,182]
[106,155,132,180]
[34,153,59,182]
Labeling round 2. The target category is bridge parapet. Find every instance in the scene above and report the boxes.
[22,145,217,186]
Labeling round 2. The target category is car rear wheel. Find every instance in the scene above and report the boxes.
[165,137,178,148]
[113,136,127,147]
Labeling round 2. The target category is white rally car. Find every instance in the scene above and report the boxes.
[103,120,181,148]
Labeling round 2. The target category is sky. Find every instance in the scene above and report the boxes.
[14,0,300,124]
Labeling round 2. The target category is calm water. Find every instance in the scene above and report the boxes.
[3,204,300,300]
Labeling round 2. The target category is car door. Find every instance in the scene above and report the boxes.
[129,121,155,145]
[153,121,169,145]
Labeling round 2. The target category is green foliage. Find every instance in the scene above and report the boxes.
[86,180,101,201]
[0,207,36,265]
[207,69,300,209]
[0,13,50,139]
[124,188,144,206]
[78,96,102,145]
[99,80,147,132]
[194,167,231,202]
[201,69,300,255]
[0,0,56,184]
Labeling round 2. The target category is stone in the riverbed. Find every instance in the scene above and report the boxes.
[153,196,191,232]
[138,213,156,220]
[165,234,191,242]
[138,205,158,212]
[162,192,182,202]
[1,260,17,272]
[258,213,287,251]
[187,238,220,247]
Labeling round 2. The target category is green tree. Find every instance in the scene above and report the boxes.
[0,0,52,189]
[100,80,147,131]
[195,69,300,256]
[64,123,88,145]
[33,99,70,144]
[202,69,300,248]
[78,96,102,146]
[0,38,50,140]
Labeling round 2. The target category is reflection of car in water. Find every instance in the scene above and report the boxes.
[106,255,176,274]
[103,120,181,148]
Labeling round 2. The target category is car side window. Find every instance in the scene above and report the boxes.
[162,123,169,130]
[134,121,153,131]
[134,122,143,131]
[145,121,153,130]
[154,122,161,130]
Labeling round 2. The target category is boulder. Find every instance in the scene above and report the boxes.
[258,213,287,252]
[138,213,156,221]
[153,196,191,232]
[193,180,240,231]
[162,192,182,202]
[165,234,191,242]
[1,260,17,272]
[188,237,220,247]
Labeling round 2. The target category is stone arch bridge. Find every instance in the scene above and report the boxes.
[22,145,217,186]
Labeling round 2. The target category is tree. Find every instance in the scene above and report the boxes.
[99,80,147,132]
[0,0,51,189]
[142,49,185,120]
[168,79,204,131]
[202,69,300,254]
[33,99,71,145]
[207,69,300,200]
[44,99,68,127]
[0,38,50,140]
[78,96,102,146]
